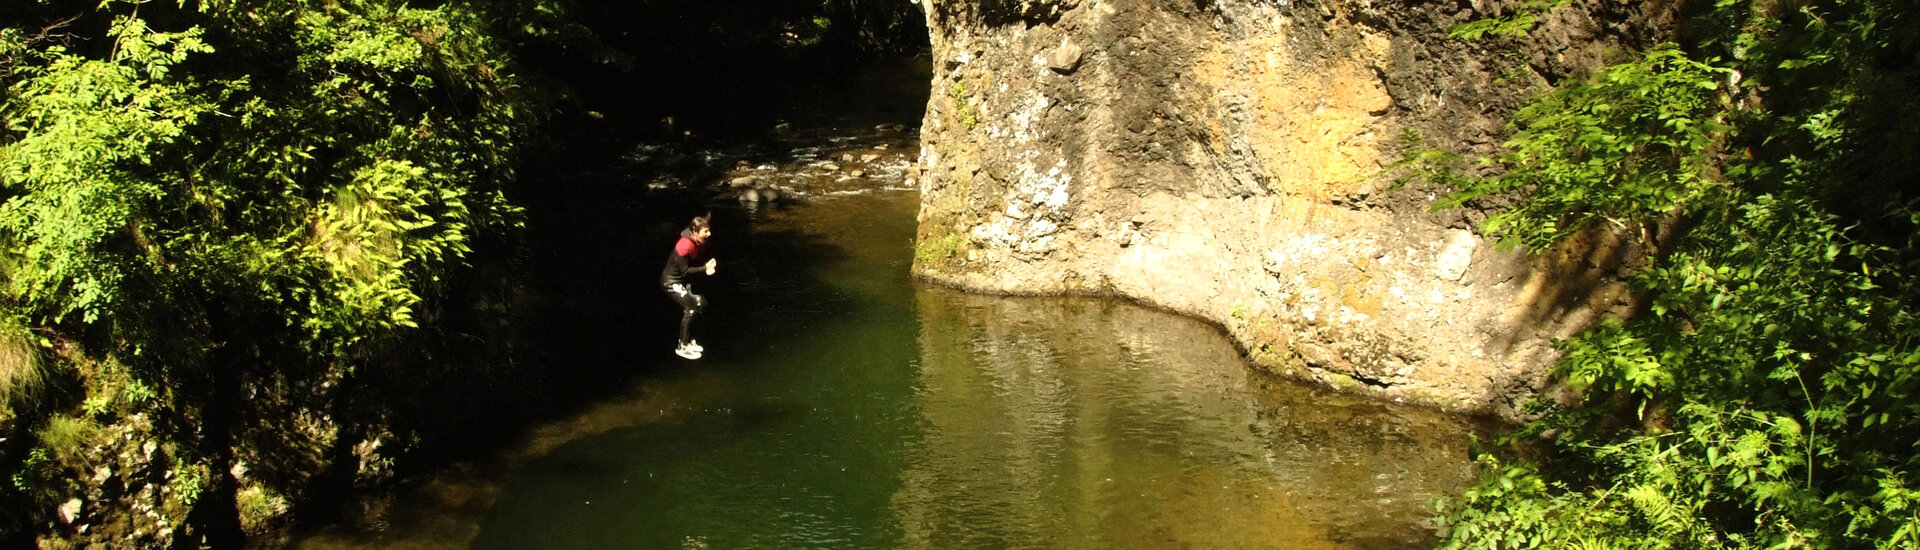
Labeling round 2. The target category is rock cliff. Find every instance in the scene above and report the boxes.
[911,0,1676,418]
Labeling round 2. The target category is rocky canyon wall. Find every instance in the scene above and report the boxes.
[911,0,1676,418]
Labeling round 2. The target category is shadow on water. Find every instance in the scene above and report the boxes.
[294,184,1491,550]
[284,181,920,548]
[284,43,1491,548]
[464,192,926,550]
[289,50,932,543]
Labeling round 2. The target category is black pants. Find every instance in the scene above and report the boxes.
[665,283,705,345]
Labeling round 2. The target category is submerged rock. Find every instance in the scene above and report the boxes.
[738,187,783,204]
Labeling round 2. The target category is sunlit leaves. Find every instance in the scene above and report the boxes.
[306,159,474,337]
[2,1,530,341]
[1438,44,1732,252]
[0,0,568,538]
[0,20,210,323]
[1437,0,1920,547]
[2,0,547,493]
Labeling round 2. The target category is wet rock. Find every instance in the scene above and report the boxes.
[730,176,756,187]
[739,187,782,204]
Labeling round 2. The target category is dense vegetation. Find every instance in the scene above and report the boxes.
[1,0,926,545]
[1433,0,1920,547]
[0,0,598,544]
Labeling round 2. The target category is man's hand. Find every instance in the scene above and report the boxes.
[705,258,717,275]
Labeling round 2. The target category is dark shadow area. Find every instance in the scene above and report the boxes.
[2,1,933,547]
[394,0,932,460]
[279,188,923,547]
[278,9,933,534]
[522,0,931,152]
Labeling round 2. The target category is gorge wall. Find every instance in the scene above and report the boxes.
[910,0,1677,418]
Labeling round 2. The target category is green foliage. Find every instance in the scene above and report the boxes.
[120,377,155,406]
[2,17,212,324]
[0,314,46,407]
[1437,44,1733,252]
[914,232,963,265]
[948,77,979,129]
[79,395,109,417]
[1435,0,1920,547]
[10,448,52,494]
[235,485,288,532]
[1448,0,1571,42]
[172,456,206,506]
[37,415,97,462]
[1,0,577,538]
[2,0,544,384]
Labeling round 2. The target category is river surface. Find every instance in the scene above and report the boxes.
[288,56,1491,546]
[292,174,1489,549]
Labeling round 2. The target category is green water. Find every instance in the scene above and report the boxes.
[296,189,1485,549]
[469,191,1483,549]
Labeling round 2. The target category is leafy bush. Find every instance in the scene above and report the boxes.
[1,0,585,540]
[1436,44,1732,252]
[1435,0,1920,547]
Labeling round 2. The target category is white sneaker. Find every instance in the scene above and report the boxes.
[686,340,704,352]
[674,344,702,360]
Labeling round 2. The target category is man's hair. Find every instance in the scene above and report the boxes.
[689,213,711,232]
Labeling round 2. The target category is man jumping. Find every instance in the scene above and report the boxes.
[662,214,717,359]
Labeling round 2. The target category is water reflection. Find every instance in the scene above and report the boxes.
[899,291,1480,549]
[290,191,1486,550]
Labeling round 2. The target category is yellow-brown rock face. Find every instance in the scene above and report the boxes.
[913,0,1672,417]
